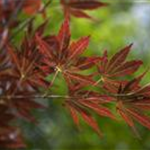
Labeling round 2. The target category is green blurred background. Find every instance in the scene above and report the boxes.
[16,0,150,149]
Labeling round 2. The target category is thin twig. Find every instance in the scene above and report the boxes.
[0,95,71,99]
[85,77,103,97]
[0,92,135,100]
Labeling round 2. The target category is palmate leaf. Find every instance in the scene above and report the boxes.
[66,101,103,137]
[60,0,107,19]
[7,35,48,90]
[97,44,143,90]
[115,72,150,134]
[36,17,100,86]
[64,83,115,136]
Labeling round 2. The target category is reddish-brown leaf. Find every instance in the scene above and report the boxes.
[61,0,107,19]
[106,44,133,73]
[97,44,142,91]
[80,100,116,120]
[80,109,102,137]
[69,36,90,60]
[36,18,95,85]
[115,74,150,133]
[57,17,71,52]
[66,103,80,127]
[127,109,150,130]
[110,60,143,77]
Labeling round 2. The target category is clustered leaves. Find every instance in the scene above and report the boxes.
[0,0,150,149]
[60,0,107,19]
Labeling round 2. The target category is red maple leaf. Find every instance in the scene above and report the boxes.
[114,72,150,135]
[36,17,101,86]
[97,44,143,92]
[64,82,115,136]
[7,35,48,90]
[0,20,50,148]
[60,0,107,19]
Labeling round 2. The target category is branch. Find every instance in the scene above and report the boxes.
[0,93,135,100]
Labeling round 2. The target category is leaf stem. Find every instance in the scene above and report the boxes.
[43,69,60,97]
[85,77,103,97]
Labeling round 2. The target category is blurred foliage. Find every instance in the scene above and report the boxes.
[14,0,150,149]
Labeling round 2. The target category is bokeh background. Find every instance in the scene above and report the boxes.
[16,0,150,149]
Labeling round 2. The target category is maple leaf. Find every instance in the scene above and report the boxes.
[60,0,107,19]
[114,72,150,134]
[0,21,49,148]
[7,35,48,90]
[36,17,101,86]
[97,44,143,92]
[64,82,115,136]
